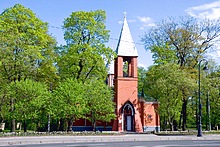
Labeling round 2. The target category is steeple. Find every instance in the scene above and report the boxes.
[116,12,138,57]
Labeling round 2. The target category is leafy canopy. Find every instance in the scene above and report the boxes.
[0,4,57,83]
[58,10,115,82]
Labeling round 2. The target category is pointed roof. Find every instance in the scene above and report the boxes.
[116,12,138,57]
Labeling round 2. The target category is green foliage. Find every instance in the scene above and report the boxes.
[138,67,147,94]
[0,5,117,132]
[145,63,197,130]
[84,80,116,131]
[6,80,50,121]
[63,10,109,45]
[150,44,177,64]
[202,66,220,127]
[52,78,116,131]
[52,78,87,121]
[142,15,220,130]
[0,4,58,132]
[0,83,10,122]
[58,10,115,82]
[0,4,57,84]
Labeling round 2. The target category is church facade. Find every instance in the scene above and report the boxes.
[72,14,160,132]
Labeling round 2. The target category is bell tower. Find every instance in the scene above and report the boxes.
[112,12,143,132]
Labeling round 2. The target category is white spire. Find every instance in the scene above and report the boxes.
[116,12,138,57]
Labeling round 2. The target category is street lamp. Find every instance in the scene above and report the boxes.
[197,59,208,137]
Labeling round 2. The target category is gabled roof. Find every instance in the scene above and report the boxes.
[116,12,138,57]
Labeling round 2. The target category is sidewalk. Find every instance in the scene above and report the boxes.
[0,134,219,146]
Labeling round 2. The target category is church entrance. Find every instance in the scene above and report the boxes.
[122,102,135,131]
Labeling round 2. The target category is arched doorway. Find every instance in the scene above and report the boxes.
[122,102,135,131]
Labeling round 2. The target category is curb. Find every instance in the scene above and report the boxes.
[0,134,219,146]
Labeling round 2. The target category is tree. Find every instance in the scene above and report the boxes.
[144,63,197,131]
[7,80,50,132]
[203,65,220,129]
[57,10,115,82]
[138,67,147,94]
[141,15,220,130]
[150,44,178,65]
[84,80,116,131]
[52,78,87,131]
[142,16,220,68]
[0,82,10,124]
[0,4,57,83]
[0,4,57,131]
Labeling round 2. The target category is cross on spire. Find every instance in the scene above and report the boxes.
[123,11,127,18]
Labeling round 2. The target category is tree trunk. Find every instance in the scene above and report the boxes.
[163,116,167,131]
[56,119,60,131]
[67,119,72,132]
[24,120,27,132]
[10,98,15,132]
[169,122,173,131]
[52,119,59,131]
[179,111,182,130]
[59,118,65,131]
[173,120,178,131]
[11,119,15,132]
[181,99,187,131]
[92,121,96,132]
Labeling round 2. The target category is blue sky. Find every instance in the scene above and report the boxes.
[1,0,219,68]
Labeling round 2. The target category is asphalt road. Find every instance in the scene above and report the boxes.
[2,140,220,147]
[0,134,220,146]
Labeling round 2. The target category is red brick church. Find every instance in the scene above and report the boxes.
[73,13,160,132]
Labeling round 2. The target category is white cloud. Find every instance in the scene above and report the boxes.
[137,16,152,24]
[186,0,220,19]
[137,16,155,30]
[128,19,136,23]
[118,21,123,24]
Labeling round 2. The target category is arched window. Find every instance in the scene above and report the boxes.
[123,57,131,77]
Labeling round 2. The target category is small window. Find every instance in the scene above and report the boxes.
[123,57,131,77]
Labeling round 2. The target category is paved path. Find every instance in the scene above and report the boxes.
[0,134,219,146]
